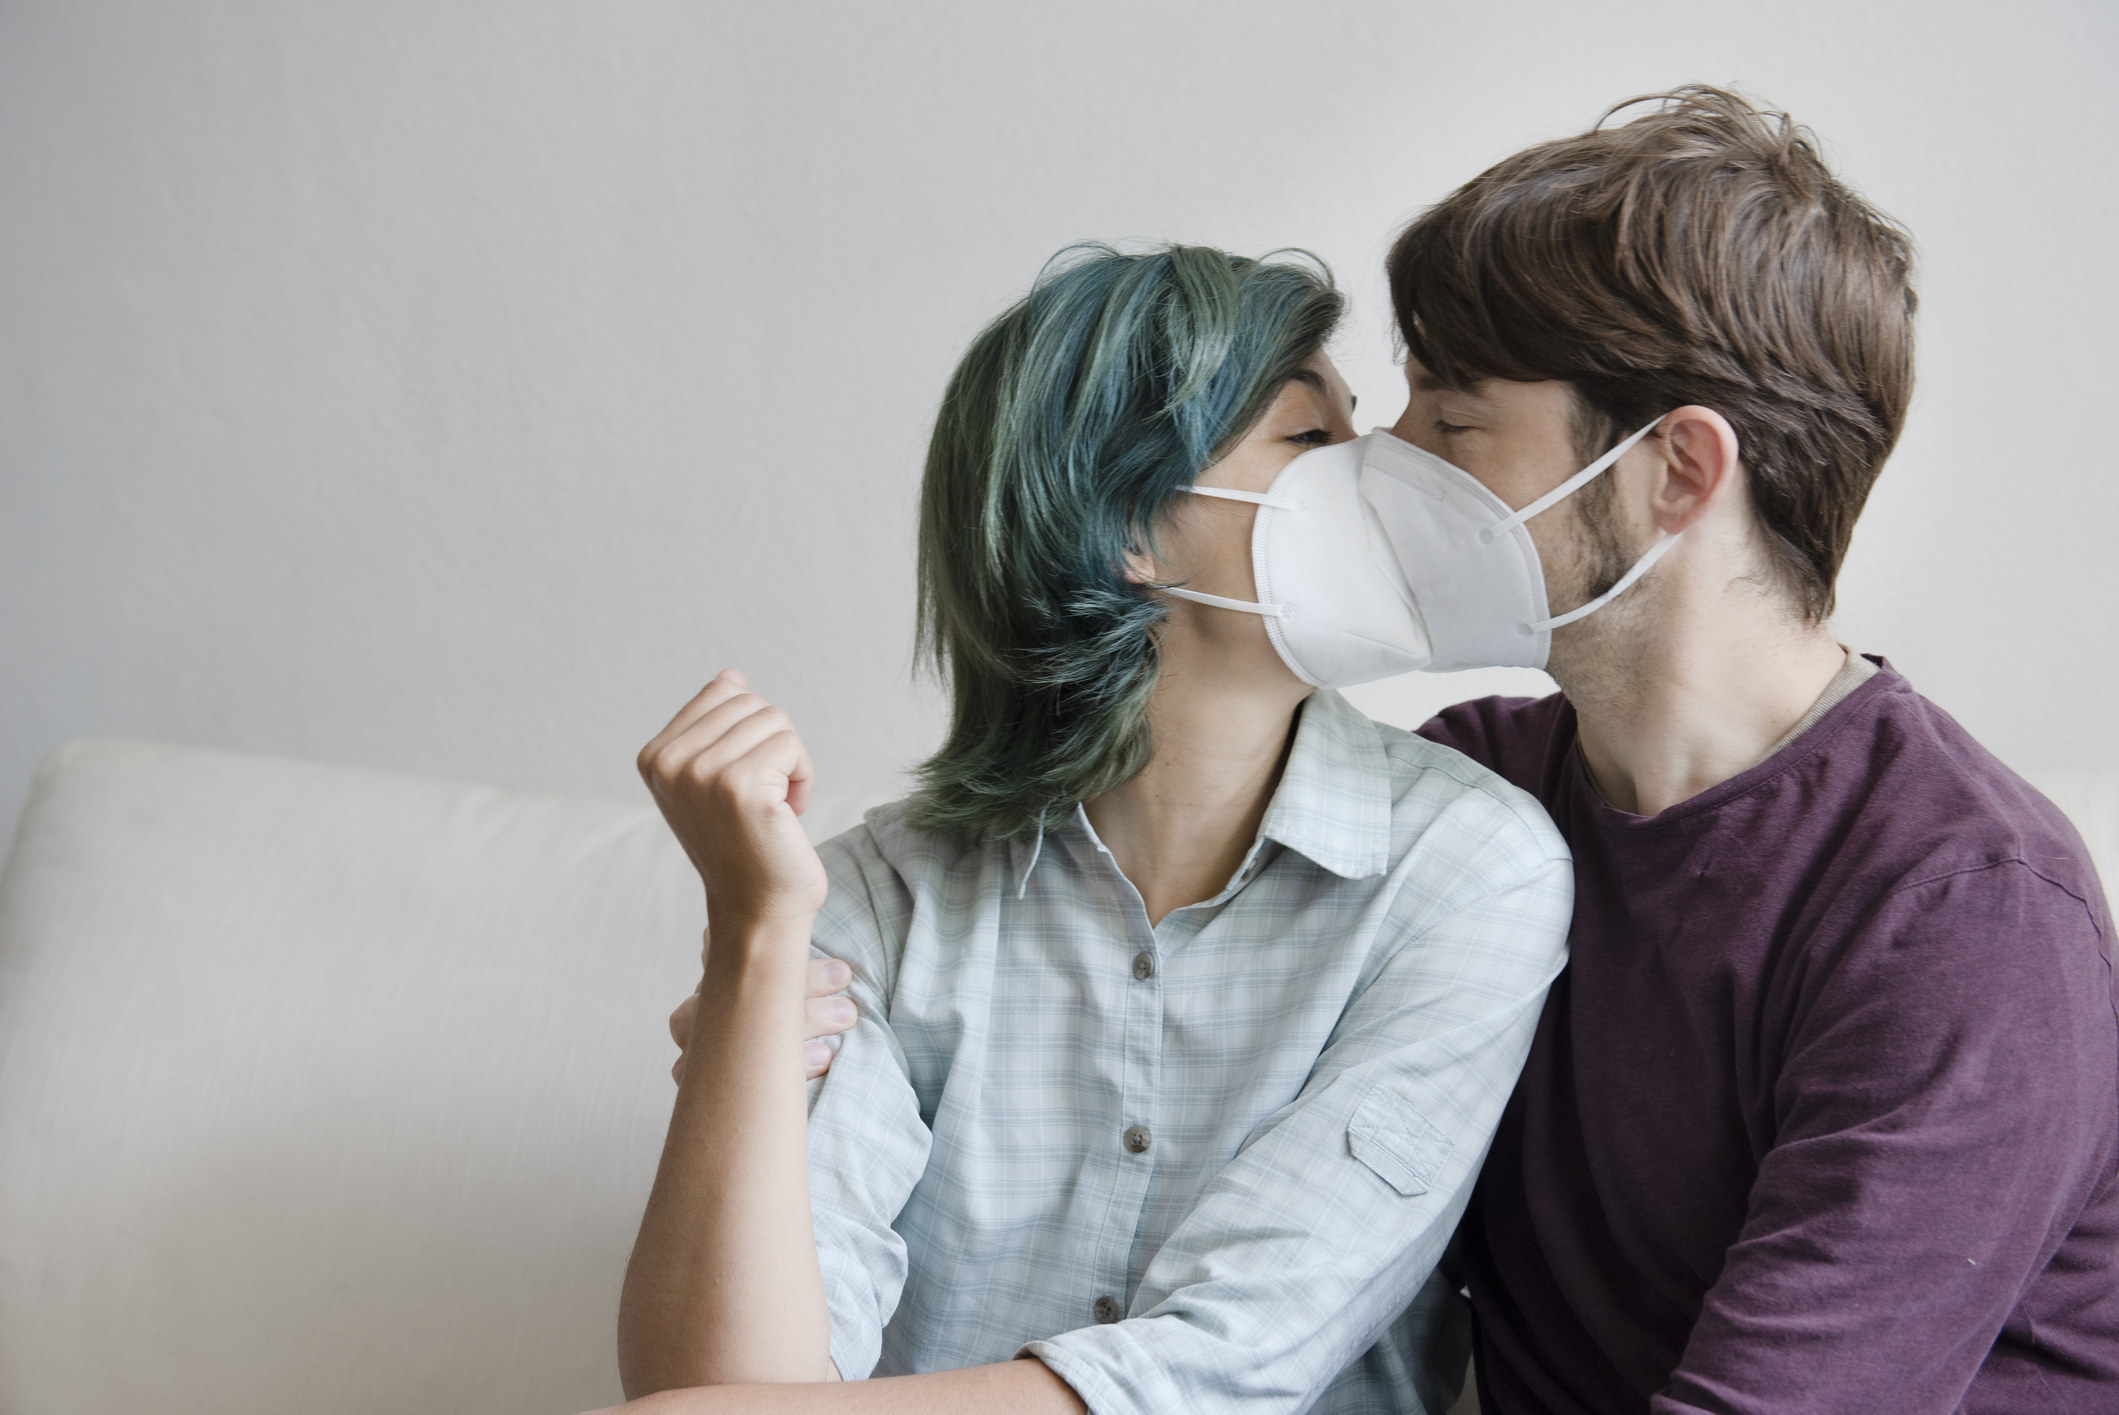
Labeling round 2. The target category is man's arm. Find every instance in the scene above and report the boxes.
[1655,861,2117,1413]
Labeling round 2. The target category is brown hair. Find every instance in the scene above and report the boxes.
[1386,85,1916,619]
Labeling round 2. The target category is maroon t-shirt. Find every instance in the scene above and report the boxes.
[1420,661,2119,1413]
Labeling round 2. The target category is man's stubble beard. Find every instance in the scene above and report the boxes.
[1540,471,1653,704]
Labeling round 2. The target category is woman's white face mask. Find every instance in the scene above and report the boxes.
[1159,418,1671,687]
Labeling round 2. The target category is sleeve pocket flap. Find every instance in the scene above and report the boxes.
[1347,1087,1454,1198]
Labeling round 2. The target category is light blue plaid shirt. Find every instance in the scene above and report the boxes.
[804,689,1571,1413]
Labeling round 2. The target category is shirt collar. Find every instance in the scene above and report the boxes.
[1004,688,1392,895]
[1254,688,1393,880]
[1008,817,1047,897]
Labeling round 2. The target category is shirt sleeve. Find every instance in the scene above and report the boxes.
[1024,834,1573,1415]
[801,827,935,1381]
[1654,859,2118,1414]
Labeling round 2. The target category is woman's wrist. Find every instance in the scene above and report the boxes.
[700,911,817,990]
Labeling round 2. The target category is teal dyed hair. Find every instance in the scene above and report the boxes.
[906,243,1343,841]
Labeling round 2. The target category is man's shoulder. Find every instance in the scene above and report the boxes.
[1824,667,2101,908]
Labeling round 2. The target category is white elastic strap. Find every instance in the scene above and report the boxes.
[1159,584,1287,617]
[1482,417,1665,543]
[1528,530,1680,633]
[1186,485,1298,511]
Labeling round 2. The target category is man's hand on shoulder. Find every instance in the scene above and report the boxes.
[669,927,857,1083]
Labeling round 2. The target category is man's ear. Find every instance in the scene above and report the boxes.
[1649,405,1742,535]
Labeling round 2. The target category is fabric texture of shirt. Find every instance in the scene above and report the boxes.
[1420,660,2119,1414]
[801,688,1573,1414]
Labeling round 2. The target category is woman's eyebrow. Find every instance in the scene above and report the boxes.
[1281,368,1351,416]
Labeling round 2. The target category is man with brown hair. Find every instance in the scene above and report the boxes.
[1390,87,2118,1412]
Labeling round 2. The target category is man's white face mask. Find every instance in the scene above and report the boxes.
[1159,418,1672,687]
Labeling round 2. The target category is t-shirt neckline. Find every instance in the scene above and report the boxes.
[1565,655,1898,831]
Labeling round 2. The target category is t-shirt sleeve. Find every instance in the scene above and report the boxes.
[801,827,935,1380]
[1655,859,2119,1414]
[1414,698,1498,763]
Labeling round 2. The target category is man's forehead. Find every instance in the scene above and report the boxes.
[1410,365,1494,401]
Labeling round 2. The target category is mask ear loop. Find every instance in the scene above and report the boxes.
[1468,415,1675,635]
[1157,585,1289,617]
[1157,485,1299,615]
[1527,531,1680,633]
[1186,485,1299,511]
[1478,417,1666,544]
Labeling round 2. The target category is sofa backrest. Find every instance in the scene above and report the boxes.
[0,738,884,1415]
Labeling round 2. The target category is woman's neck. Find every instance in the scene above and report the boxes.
[1083,645,1311,927]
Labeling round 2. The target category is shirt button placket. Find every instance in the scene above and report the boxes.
[1123,949,1155,1158]
[1107,918,1161,1336]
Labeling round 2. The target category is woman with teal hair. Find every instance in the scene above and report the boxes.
[609,245,1571,1415]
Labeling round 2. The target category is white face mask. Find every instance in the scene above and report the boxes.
[1159,417,1671,686]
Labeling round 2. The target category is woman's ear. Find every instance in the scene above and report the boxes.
[1649,405,1742,535]
[1120,542,1160,586]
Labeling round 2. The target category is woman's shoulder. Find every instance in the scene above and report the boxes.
[1366,712,1572,873]
[1302,693,1572,983]
[813,797,998,880]
[808,797,1024,986]
[812,796,1022,925]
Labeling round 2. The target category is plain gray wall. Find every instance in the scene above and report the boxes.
[3,0,2115,852]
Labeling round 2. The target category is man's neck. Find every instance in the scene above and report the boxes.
[1083,652,1308,927]
[1551,580,1849,818]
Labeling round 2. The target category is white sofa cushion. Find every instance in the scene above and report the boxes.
[0,737,880,1415]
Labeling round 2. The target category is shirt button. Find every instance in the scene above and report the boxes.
[1093,1295,1122,1324]
[1132,951,1154,980]
[1123,1125,1151,1154]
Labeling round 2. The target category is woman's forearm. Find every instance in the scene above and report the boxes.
[618,917,835,1394]
[594,1357,1086,1415]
